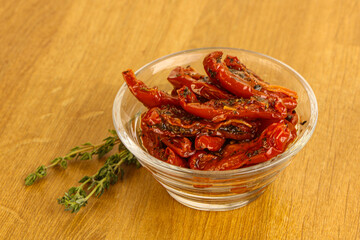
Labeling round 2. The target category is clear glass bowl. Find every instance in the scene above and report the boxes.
[113,47,318,211]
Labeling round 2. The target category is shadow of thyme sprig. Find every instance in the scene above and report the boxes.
[58,145,140,213]
[25,130,121,186]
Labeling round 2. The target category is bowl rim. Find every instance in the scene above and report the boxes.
[113,47,318,177]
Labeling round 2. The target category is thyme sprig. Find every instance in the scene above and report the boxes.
[58,145,139,213]
[25,130,121,186]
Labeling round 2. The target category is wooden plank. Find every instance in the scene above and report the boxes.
[0,0,359,239]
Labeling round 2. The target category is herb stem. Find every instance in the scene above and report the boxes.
[46,138,122,169]
[25,130,122,186]
[84,178,107,202]
[66,139,121,159]
[79,178,92,189]
[83,158,125,201]
[58,150,139,213]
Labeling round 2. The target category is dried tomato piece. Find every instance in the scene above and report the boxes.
[224,54,298,109]
[177,86,287,122]
[164,148,188,168]
[195,135,225,152]
[161,137,195,158]
[168,66,234,100]
[122,69,179,108]
[141,106,257,140]
[190,120,297,170]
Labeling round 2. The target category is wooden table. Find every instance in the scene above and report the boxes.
[1,0,359,239]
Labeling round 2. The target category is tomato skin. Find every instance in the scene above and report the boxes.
[161,137,195,158]
[141,106,258,141]
[122,69,180,108]
[195,135,225,152]
[224,54,298,109]
[140,124,165,161]
[168,66,234,100]
[165,148,188,168]
[177,86,287,122]
[189,151,219,170]
[204,51,255,98]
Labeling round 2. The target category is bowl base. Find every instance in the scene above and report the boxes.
[167,187,267,211]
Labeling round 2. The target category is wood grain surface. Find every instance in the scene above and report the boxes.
[1,0,359,239]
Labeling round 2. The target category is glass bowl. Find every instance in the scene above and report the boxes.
[113,47,318,211]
